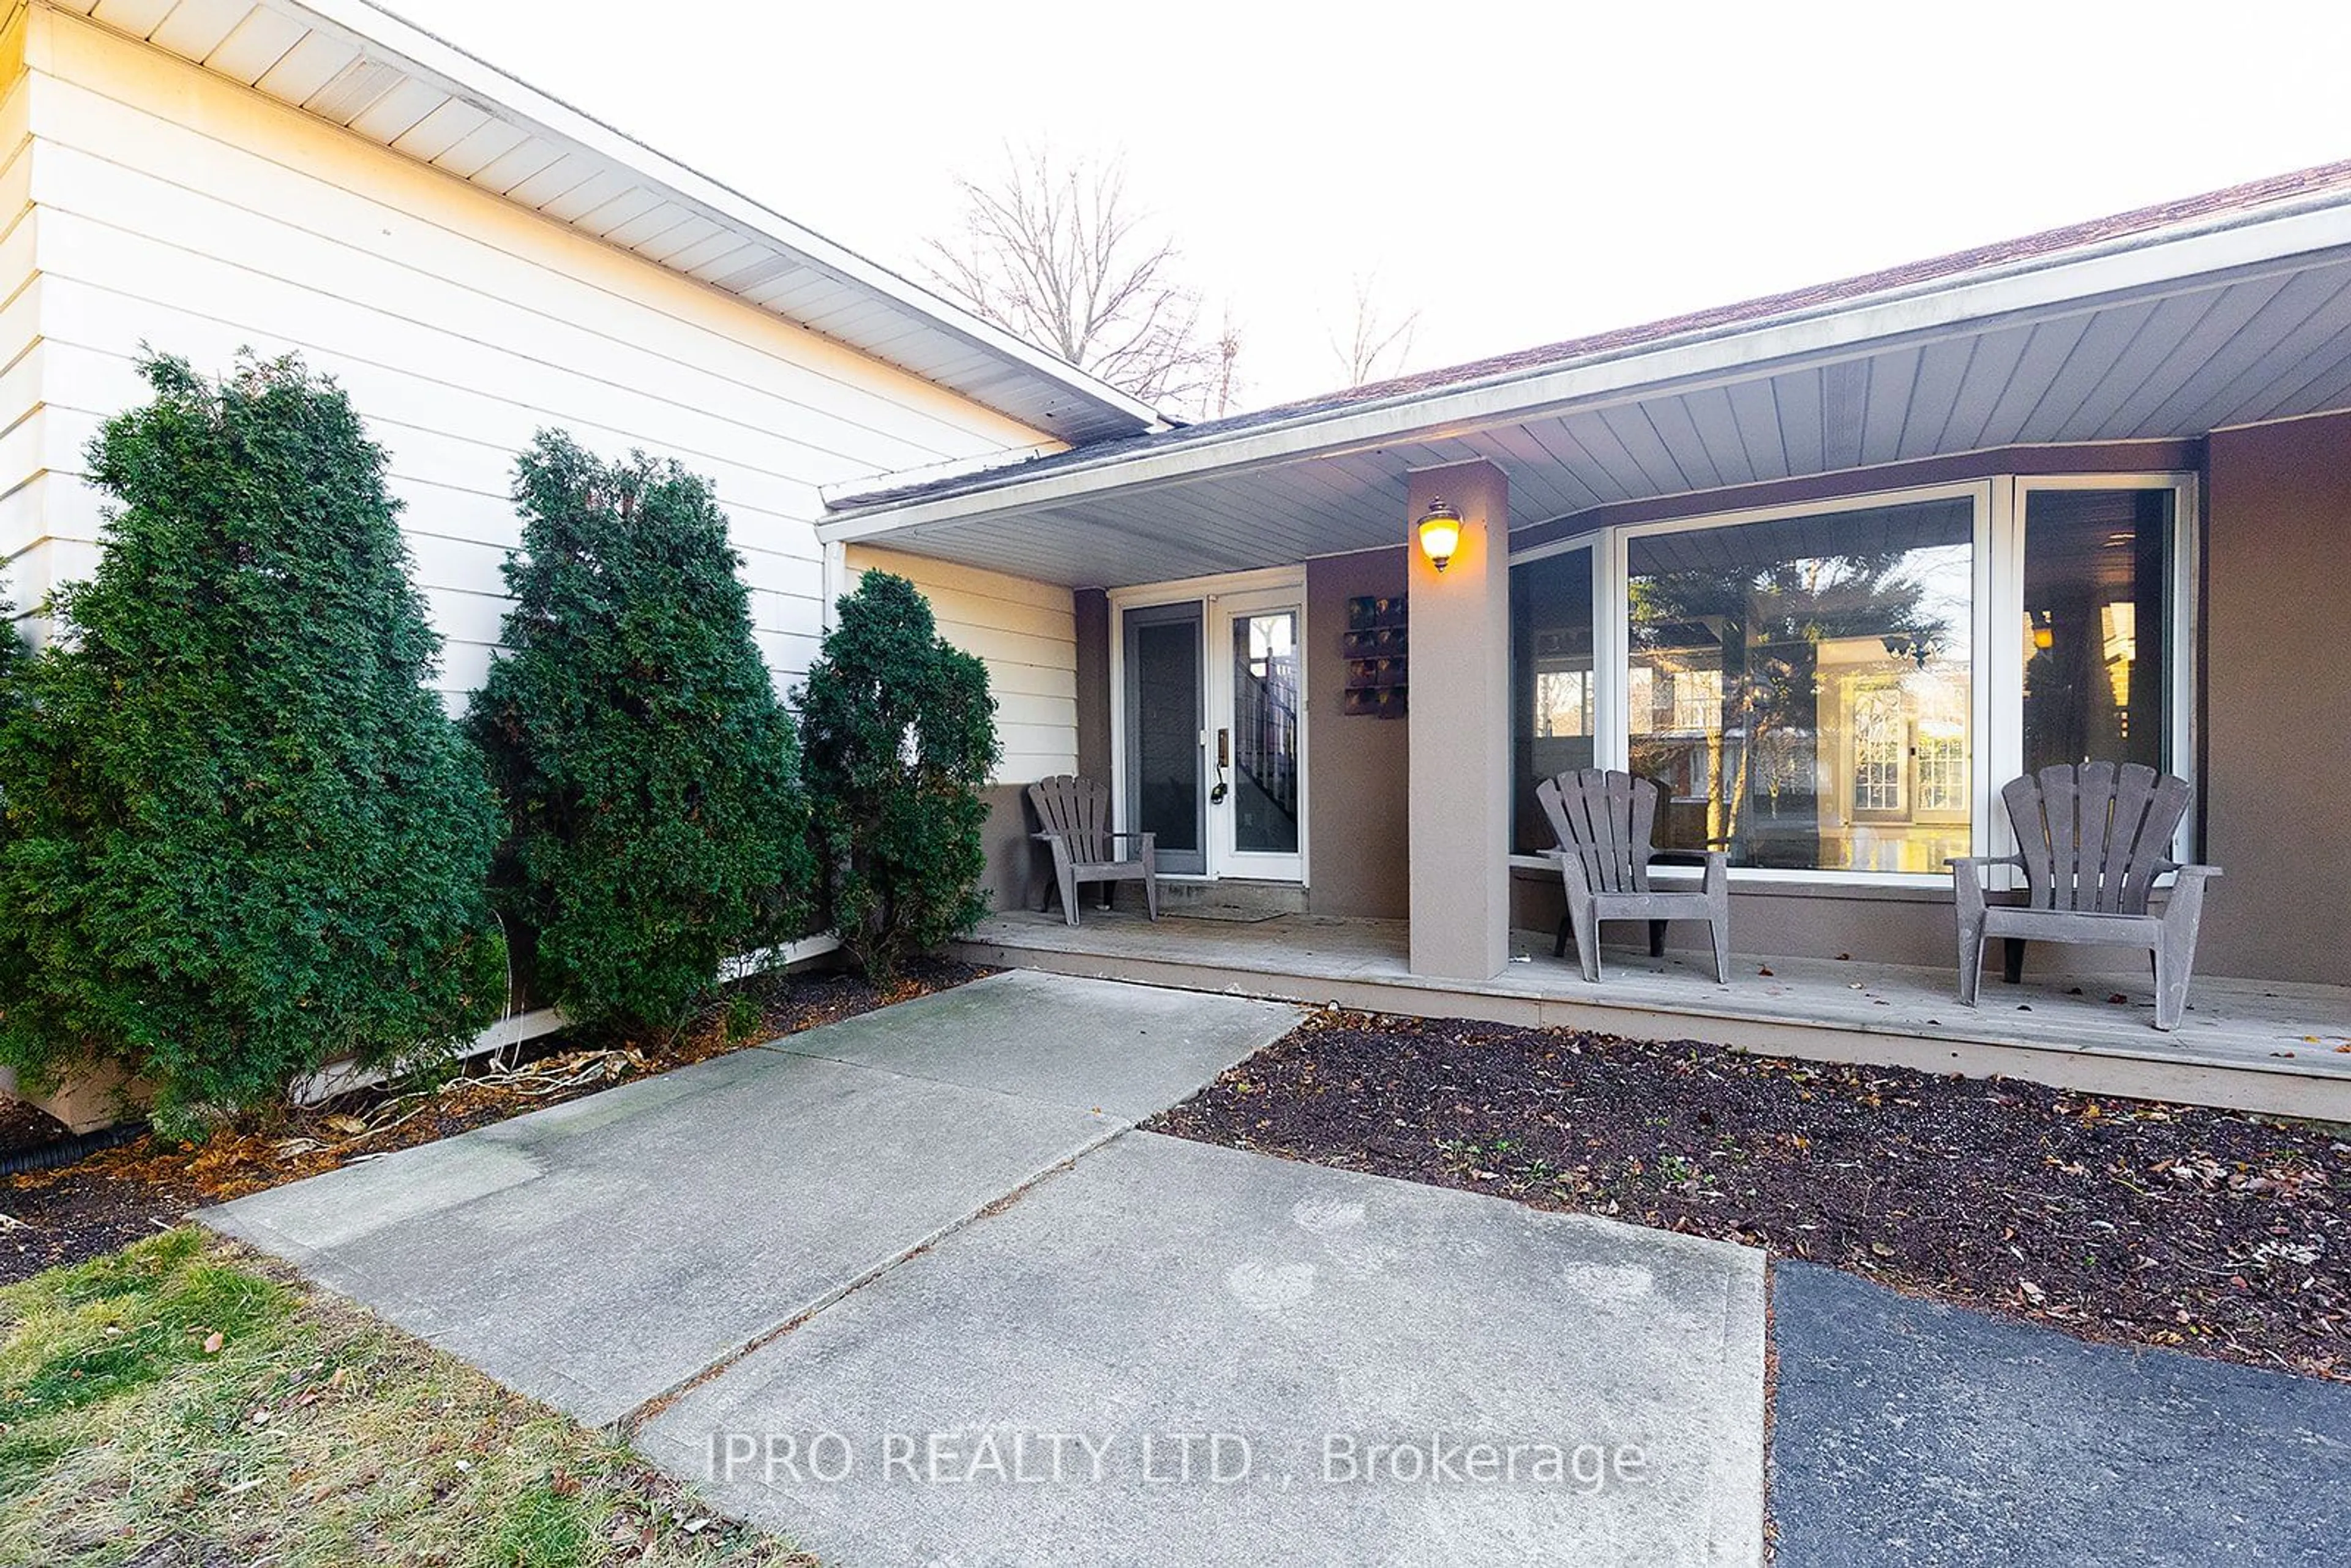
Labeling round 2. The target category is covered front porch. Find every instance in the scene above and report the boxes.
[827,162,2351,1021]
[958,907,2351,1121]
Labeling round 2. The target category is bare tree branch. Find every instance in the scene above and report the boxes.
[923,145,1228,417]
[1207,305,1244,420]
[1329,274,1421,388]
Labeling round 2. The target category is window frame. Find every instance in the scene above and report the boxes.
[1507,538,1602,856]
[1504,472,2200,885]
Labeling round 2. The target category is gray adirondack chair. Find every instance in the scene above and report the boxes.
[1537,768,1731,984]
[1949,762,2219,1030]
[1026,775,1158,926]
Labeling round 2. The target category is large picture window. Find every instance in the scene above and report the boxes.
[1625,497,1976,874]
[1508,476,2191,880]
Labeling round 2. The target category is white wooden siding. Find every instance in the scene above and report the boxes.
[6,9,1052,692]
[843,544,1078,787]
[37,1,1150,443]
[0,10,69,634]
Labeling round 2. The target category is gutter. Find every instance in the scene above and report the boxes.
[820,442,1068,509]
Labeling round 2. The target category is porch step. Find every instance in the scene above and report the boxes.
[954,912,2351,1124]
[1154,879,1309,921]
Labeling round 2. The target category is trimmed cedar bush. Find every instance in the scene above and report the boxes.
[0,354,506,1128]
[0,590,23,701]
[798,571,1000,981]
[467,432,812,1035]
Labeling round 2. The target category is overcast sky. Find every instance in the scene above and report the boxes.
[386,0,2351,414]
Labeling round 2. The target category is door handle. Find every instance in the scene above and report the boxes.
[1210,728,1230,803]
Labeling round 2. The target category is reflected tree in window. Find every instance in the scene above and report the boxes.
[1627,497,1973,872]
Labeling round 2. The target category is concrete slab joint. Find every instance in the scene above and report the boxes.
[204,972,1303,1429]
[641,1133,1770,1568]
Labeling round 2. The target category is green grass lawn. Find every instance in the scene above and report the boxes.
[0,1228,814,1567]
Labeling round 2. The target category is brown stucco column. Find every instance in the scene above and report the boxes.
[1406,460,1510,980]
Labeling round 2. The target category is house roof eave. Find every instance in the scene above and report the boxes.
[819,170,2351,541]
[56,0,1163,443]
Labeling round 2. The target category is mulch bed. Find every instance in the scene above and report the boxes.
[1148,1011,2350,1382]
[0,958,989,1285]
[0,1095,71,1158]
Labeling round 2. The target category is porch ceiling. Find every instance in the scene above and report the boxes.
[823,193,2351,589]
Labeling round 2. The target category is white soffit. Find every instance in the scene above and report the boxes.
[47,0,1160,443]
[818,197,2351,588]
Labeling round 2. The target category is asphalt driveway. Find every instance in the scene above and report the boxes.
[1770,1261,2351,1565]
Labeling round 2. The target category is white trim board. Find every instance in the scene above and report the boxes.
[288,932,846,1105]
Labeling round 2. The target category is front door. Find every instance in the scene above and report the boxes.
[1208,589,1305,882]
[1118,582,1308,883]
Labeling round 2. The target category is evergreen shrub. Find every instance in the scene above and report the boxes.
[797,571,999,981]
[0,354,506,1127]
[467,433,812,1034]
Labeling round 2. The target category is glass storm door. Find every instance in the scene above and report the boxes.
[1209,590,1305,882]
[1123,602,1207,876]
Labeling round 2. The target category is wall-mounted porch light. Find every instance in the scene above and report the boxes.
[1416,497,1463,573]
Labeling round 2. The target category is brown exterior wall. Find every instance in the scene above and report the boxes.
[1057,430,2348,983]
[1075,588,1112,782]
[1508,871,1962,967]
[977,783,1045,918]
[1499,432,2292,981]
[2200,414,2351,985]
[1307,548,1412,917]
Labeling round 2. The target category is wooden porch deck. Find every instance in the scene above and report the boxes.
[956,910,2351,1120]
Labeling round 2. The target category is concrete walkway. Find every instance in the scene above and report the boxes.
[207,971,1300,1426]
[204,968,2350,1566]
[639,1133,1764,1566]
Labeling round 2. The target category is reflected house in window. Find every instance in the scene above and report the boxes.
[1504,479,2193,884]
[1509,548,1597,853]
[34,0,2351,1091]
[1817,635,1972,872]
[781,146,2351,997]
[2022,487,2172,776]
[1624,498,1975,875]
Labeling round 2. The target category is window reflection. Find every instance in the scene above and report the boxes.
[2022,488,2170,776]
[1625,498,1975,873]
[1510,548,1595,852]
[1232,612,1299,855]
